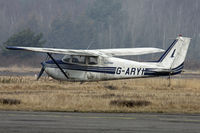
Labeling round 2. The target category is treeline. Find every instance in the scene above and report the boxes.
[0,0,199,68]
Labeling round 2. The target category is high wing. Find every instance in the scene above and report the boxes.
[6,46,164,57]
[96,48,164,56]
[6,46,99,56]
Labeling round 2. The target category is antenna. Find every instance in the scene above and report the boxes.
[87,40,94,50]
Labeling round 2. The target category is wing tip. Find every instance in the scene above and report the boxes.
[6,46,22,50]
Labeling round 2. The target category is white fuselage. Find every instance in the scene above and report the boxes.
[43,56,164,81]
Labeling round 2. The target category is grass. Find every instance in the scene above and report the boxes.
[0,65,40,73]
[0,76,200,113]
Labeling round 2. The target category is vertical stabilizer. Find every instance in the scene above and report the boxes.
[158,36,191,71]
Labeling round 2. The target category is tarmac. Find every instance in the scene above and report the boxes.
[0,111,200,133]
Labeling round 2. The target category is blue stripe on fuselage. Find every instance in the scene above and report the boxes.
[144,62,184,76]
[44,60,116,74]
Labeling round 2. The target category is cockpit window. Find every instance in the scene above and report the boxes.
[88,57,98,65]
[62,55,71,63]
[62,55,98,65]
[72,56,86,64]
[63,57,70,63]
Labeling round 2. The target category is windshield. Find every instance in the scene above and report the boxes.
[62,55,71,63]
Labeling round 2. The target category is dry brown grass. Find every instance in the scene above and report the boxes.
[0,66,40,73]
[0,76,200,113]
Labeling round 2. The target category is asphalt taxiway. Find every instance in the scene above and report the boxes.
[0,111,200,133]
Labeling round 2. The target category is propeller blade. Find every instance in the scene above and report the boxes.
[37,66,45,80]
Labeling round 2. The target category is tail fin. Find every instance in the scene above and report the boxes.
[158,36,191,73]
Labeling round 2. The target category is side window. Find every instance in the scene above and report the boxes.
[88,57,98,65]
[72,56,86,64]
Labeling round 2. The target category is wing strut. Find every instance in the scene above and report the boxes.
[47,53,69,79]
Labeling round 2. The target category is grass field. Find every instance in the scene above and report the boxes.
[0,76,200,114]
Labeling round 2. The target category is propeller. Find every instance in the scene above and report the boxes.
[36,54,49,80]
[37,53,69,80]
[37,63,45,80]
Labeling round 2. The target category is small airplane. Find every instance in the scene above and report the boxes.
[6,35,191,82]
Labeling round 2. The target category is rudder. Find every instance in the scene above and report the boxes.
[158,36,191,71]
